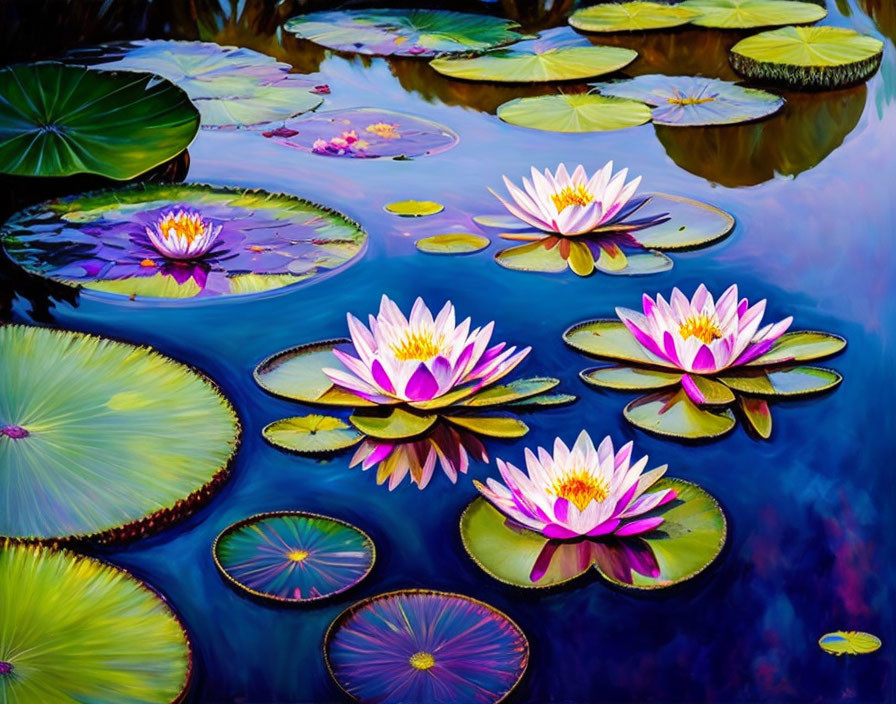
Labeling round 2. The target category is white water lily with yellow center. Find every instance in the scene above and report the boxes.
[145,209,222,260]
[475,430,676,539]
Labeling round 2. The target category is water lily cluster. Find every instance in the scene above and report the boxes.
[312,130,370,156]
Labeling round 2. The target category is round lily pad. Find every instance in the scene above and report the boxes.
[497,93,652,132]
[325,590,529,703]
[284,9,527,57]
[0,62,198,179]
[460,478,726,589]
[416,233,490,254]
[258,108,459,159]
[350,407,438,440]
[495,236,674,277]
[444,415,530,438]
[1,183,367,301]
[0,543,191,702]
[564,319,677,367]
[213,512,375,603]
[569,2,699,32]
[68,40,323,128]
[730,26,884,89]
[745,331,846,366]
[263,415,363,454]
[819,631,882,656]
[459,377,559,407]
[593,74,784,126]
[679,0,827,28]
[384,200,444,217]
[473,214,534,230]
[718,366,842,396]
[582,365,683,391]
[624,389,737,439]
[429,27,637,83]
[0,326,239,542]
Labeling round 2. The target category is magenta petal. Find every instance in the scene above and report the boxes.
[553,497,570,524]
[622,319,665,359]
[403,363,439,401]
[680,374,707,404]
[529,542,560,583]
[587,519,621,537]
[662,332,681,366]
[370,359,395,394]
[362,443,394,469]
[690,345,717,373]
[543,523,579,540]
[616,516,664,537]
[612,483,639,516]
[734,339,775,366]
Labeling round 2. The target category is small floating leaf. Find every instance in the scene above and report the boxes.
[625,193,735,250]
[473,214,534,230]
[444,415,530,438]
[416,233,490,254]
[624,389,737,439]
[495,238,570,273]
[719,366,842,396]
[569,2,698,32]
[497,94,652,132]
[504,393,577,408]
[263,415,363,454]
[384,200,444,217]
[564,320,677,368]
[581,365,682,390]
[680,0,826,29]
[738,396,772,438]
[748,331,847,366]
[350,407,438,440]
[460,378,559,407]
[819,631,882,656]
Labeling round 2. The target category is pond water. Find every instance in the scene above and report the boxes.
[3,1,895,702]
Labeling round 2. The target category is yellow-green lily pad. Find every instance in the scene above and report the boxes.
[384,200,444,217]
[416,233,490,254]
[263,415,363,454]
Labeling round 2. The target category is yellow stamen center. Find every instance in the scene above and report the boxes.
[365,122,401,139]
[247,245,267,253]
[286,550,310,563]
[390,330,445,361]
[679,313,723,344]
[667,95,716,106]
[409,652,435,671]
[157,212,207,244]
[551,185,594,212]
[552,471,609,511]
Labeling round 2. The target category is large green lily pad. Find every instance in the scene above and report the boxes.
[747,331,847,366]
[619,193,736,250]
[497,94,652,132]
[0,543,191,702]
[460,478,726,589]
[569,2,699,32]
[263,415,363,454]
[718,366,842,396]
[495,236,675,277]
[582,365,683,390]
[0,326,240,542]
[564,319,676,367]
[624,389,737,439]
[679,0,827,28]
[730,26,884,90]
[459,378,559,407]
[0,62,198,179]
[444,415,530,438]
[349,407,438,440]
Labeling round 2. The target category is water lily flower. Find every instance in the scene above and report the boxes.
[615,284,793,378]
[323,295,530,407]
[145,209,222,260]
[491,162,646,236]
[312,130,369,156]
[475,430,676,539]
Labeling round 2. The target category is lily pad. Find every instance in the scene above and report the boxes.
[350,407,438,440]
[0,543,191,703]
[0,62,198,179]
[819,631,882,655]
[69,40,323,128]
[429,27,637,83]
[569,2,699,32]
[564,319,677,368]
[416,233,490,254]
[495,236,674,277]
[505,393,578,408]
[444,415,530,438]
[259,108,459,159]
[682,374,736,405]
[679,0,827,28]
[719,366,842,396]
[593,74,784,126]
[582,365,682,390]
[384,200,444,217]
[0,326,239,542]
[473,214,534,230]
[213,512,375,603]
[460,377,559,407]
[730,26,884,89]
[263,415,363,454]
[284,9,527,57]
[624,389,737,439]
[738,396,772,438]
[1,183,367,301]
[747,331,847,366]
[621,193,736,250]
[497,94,652,132]
[460,478,726,589]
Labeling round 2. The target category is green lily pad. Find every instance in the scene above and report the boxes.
[0,543,191,702]
[730,26,884,90]
[564,319,677,368]
[416,233,490,254]
[444,415,530,438]
[624,389,737,439]
[495,238,571,274]
[738,396,772,438]
[569,2,699,32]
[504,393,578,408]
[460,478,726,589]
[0,326,240,542]
[284,9,527,57]
[684,375,736,405]
[460,378,559,407]
[495,236,674,277]
[581,365,682,390]
[497,94,652,132]
[625,193,736,250]
[350,407,438,440]
[384,200,444,217]
[719,366,842,396]
[679,0,826,28]
[473,214,534,230]
[748,331,847,366]
[819,631,882,656]
[429,27,637,83]
[263,415,363,454]
[0,62,198,179]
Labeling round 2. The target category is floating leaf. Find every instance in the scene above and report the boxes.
[581,365,682,390]
[738,396,772,438]
[564,319,677,368]
[263,415,363,454]
[730,26,884,90]
[0,544,190,702]
[680,0,826,28]
[622,193,735,250]
[682,374,736,405]
[504,393,577,408]
[350,407,438,440]
[0,326,239,542]
[384,200,445,217]
[569,2,699,32]
[214,512,375,603]
[624,389,737,439]
[748,331,847,366]
[605,247,674,274]
[416,233,490,254]
[326,590,528,703]
[719,366,842,396]
[473,214,534,230]
[444,415,530,437]
[1,183,367,301]
[819,631,882,656]
[0,62,198,179]
[284,9,527,57]
[495,238,571,274]
[429,27,636,83]
[593,74,784,126]
[460,378,559,407]
[497,94,652,132]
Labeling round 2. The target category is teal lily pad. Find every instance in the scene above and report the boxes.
[819,631,882,656]
[497,94,652,132]
[416,233,490,255]
[738,396,772,438]
[748,331,847,366]
[581,365,682,390]
[444,415,530,438]
[349,408,438,440]
[679,0,827,28]
[459,378,560,407]
[569,2,699,32]
[624,389,737,439]
[720,366,842,396]
[460,478,726,589]
[564,320,676,368]
[0,62,198,179]
[263,415,364,454]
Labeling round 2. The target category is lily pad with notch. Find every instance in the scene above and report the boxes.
[263,415,364,453]
[497,94,652,132]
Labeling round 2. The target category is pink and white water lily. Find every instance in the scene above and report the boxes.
[615,284,793,378]
[475,430,676,540]
[145,209,222,260]
[490,162,645,236]
[323,295,530,408]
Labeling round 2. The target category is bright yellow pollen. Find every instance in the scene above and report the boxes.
[679,313,723,344]
[139,258,156,268]
[552,471,609,512]
[667,95,716,106]
[365,122,401,139]
[409,652,435,671]
[390,330,445,362]
[157,212,207,244]
[286,550,310,563]
[551,185,594,212]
